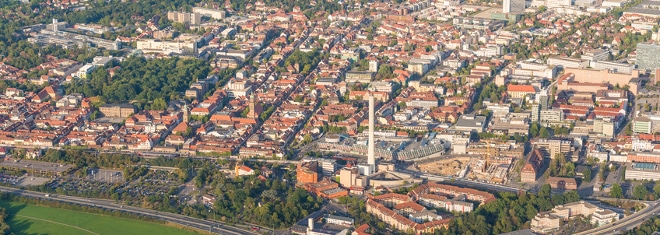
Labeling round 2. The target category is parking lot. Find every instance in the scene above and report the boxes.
[87,168,124,183]
[16,176,51,186]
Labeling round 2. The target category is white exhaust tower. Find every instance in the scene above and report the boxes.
[368,92,376,170]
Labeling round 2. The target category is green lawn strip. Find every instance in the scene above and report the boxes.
[0,201,201,235]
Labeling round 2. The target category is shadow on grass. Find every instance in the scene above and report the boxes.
[0,201,46,235]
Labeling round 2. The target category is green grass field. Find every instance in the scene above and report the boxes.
[0,201,204,235]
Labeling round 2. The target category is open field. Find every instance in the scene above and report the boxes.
[0,201,204,235]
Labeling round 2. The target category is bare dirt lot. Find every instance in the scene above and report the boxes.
[417,156,472,176]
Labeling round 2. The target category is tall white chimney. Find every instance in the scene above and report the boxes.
[368,92,376,169]
[52,19,58,32]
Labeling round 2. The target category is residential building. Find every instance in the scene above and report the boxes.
[235,165,255,176]
[531,201,618,233]
[507,84,537,99]
[345,71,375,83]
[540,109,563,123]
[546,177,578,190]
[99,104,136,118]
[533,139,572,158]
[297,161,320,184]
[521,149,543,183]
[167,11,202,25]
[628,152,660,164]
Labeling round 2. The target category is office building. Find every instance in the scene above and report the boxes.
[637,42,660,71]
[503,0,525,13]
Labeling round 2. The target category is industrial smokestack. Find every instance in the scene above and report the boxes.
[52,19,58,32]
[308,218,314,231]
[368,92,375,170]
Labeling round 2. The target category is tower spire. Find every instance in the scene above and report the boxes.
[183,103,189,123]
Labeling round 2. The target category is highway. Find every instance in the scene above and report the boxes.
[0,186,258,235]
[575,199,660,235]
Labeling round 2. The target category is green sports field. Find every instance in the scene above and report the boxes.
[0,201,203,235]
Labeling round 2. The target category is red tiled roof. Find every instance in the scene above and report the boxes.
[507,84,536,93]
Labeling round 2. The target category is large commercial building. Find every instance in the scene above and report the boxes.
[625,162,660,181]
[637,42,660,71]
[547,56,588,69]
[592,61,635,74]
[192,7,226,19]
[136,38,200,54]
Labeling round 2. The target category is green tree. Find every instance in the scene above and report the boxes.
[582,168,592,182]
[539,127,550,138]
[654,183,660,197]
[530,122,540,137]
[633,184,649,200]
[610,183,624,199]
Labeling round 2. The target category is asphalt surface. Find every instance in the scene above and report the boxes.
[0,186,258,235]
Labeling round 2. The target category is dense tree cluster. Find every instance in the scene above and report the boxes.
[435,185,580,234]
[624,216,660,235]
[59,0,200,27]
[65,57,210,109]
[548,155,575,177]
[191,166,322,228]
[0,207,10,235]
[40,149,141,176]
[285,49,321,75]
[229,0,341,18]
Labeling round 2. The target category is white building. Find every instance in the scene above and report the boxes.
[74,64,96,78]
[192,7,226,19]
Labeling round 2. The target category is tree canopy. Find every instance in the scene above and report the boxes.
[65,57,210,109]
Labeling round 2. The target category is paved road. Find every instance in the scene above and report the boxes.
[575,199,660,235]
[0,186,258,235]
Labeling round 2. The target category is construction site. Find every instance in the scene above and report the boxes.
[415,140,525,184]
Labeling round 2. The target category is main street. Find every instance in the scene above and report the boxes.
[0,186,258,235]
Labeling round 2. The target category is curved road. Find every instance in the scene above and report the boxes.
[0,186,258,235]
[575,199,660,235]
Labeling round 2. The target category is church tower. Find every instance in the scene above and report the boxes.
[248,94,256,119]
[183,103,189,123]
